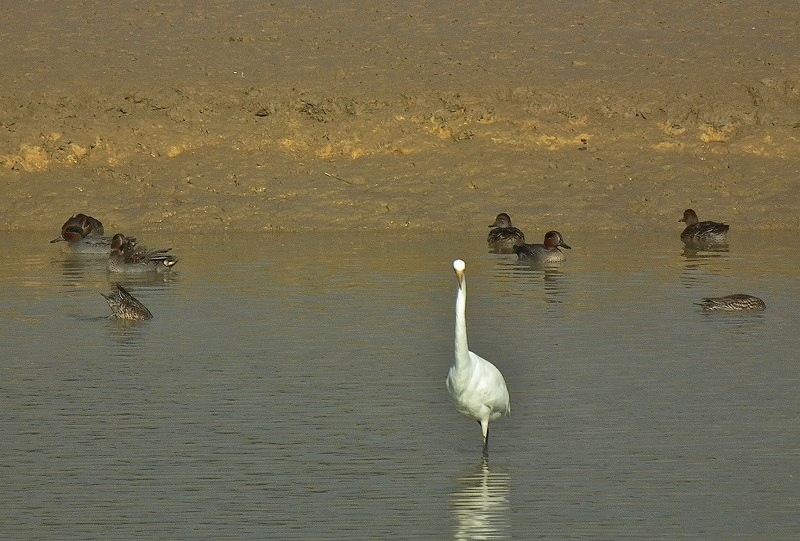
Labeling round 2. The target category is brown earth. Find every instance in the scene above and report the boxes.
[2,1,799,235]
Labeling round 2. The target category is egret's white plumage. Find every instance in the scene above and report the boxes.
[446,259,510,452]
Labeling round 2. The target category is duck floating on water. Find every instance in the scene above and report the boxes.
[107,233,178,273]
[696,294,765,312]
[513,230,571,264]
[102,284,153,320]
[679,209,729,247]
[50,213,128,254]
[487,213,526,253]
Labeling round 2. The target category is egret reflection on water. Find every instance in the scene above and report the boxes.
[451,458,511,540]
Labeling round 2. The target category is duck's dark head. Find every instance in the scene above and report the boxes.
[544,231,571,250]
[679,209,699,225]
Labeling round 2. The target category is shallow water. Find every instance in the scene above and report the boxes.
[1,230,798,540]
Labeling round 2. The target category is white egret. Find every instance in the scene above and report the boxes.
[446,259,510,453]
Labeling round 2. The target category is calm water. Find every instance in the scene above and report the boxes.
[1,230,798,540]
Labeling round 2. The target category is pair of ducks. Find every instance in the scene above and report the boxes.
[677,209,765,311]
[487,212,571,263]
[50,213,179,320]
[488,210,763,313]
[51,213,179,272]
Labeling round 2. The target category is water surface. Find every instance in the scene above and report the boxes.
[1,231,798,539]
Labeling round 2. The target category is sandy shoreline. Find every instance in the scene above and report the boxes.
[2,2,799,234]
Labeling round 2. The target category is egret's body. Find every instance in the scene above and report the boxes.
[446,259,510,452]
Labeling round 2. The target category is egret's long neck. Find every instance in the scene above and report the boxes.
[454,276,470,363]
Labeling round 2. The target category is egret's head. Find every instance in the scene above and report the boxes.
[453,259,466,286]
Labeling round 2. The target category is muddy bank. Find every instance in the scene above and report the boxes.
[2,2,799,234]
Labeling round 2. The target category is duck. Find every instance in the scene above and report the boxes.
[679,209,729,246]
[487,213,526,253]
[50,213,129,254]
[513,231,571,263]
[696,294,766,312]
[446,259,510,454]
[107,233,178,273]
[55,213,105,237]
[102,284,153,320]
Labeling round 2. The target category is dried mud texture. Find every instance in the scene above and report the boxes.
[1,2,799,234]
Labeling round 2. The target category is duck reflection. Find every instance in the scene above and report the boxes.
[57,254,108,285]
[513,262,567,307]
[451,458,510,540]
[681,245,729,258]
[680,245,730,289]
[699,311,767,336]
[110,269,180,287]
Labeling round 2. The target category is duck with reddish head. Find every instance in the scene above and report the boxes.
[513,230,571,264]
[107,233,178,273]
[51,213,130,254]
